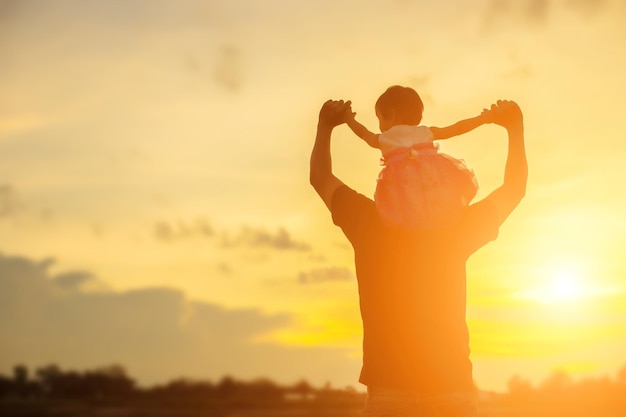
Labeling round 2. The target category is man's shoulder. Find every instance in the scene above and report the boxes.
[331,185,376,238]
[465,198,499,218]
[455,198,501,255]
[331,185,373,211]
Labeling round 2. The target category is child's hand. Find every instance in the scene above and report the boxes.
[343,101,357,123]
[480,106,496,124]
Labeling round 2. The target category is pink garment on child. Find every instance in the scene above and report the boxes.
[378,125,434,154]
[375,125,478,230]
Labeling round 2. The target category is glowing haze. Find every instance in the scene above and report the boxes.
[1,0,626,391]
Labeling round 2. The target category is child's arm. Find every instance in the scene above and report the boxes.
[430,111,491,140]
[346,115,380,149]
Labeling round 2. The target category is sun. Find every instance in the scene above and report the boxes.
[519,264,591,304]
[543,268,586,302]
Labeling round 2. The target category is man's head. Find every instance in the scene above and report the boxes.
[375,86,424,132]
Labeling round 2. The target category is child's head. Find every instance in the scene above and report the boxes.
[375,85,424,132]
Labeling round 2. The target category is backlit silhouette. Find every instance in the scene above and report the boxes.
[310,92,527,416]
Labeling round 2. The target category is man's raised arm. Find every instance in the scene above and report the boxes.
[310,100,351,210]
[483,100,528,223]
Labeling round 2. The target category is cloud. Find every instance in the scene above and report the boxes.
[213,44,243,92]
[154,218,215,242]
[0,253,359,386]
[90,221,105,238]
[308,254,328,263]
[298,267,354,284]
[483,0,514,28]
[53,270,96,290]
[527,0,550,22]
[564,0,609,17]
[221,226,311,251]
[152,220,311,252]
[502,63,534,80]
[53,270,111,293]
[0,0,19,24]
[482,0,614,29]
[0,184,20,217]
[483,0,551,28]
[216,262,233,275]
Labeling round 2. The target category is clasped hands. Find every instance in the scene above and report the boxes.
[319,98,522,130]
[481,100,523,129]
[318,99,354,130]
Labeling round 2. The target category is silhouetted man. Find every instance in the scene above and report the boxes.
[309,98,527,416]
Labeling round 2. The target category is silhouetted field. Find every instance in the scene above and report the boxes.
[2,364,626,417]
[0,401,623,417]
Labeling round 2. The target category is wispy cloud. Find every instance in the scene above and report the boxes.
[482,0,614,29]
[298,267,354,284]
[527,0,551,23]
[0,0,19,26]
[222,226,311,251]
[53,270,96,290]
[0,184,20,217]
[154,218,215,242]
[213,44,244,92]
[483,0,551,28]
[152,219,311,252]
[502,63,534,80]
[53,270,111,293]
[216,262,233,275]
[565,0,609,17]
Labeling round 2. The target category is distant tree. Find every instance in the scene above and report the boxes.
[32,364,135,400]
[83,365,135,399]
[618,366,626,386]
[292,379,313,400]
[13,365,28,385]
[9,364,41,397]
[36,364,62,396]
[217,376,237,398]
[540,370,572,390]
[59,370,82,398]
[247,377,280,400]
[0,375,13,397]
[507,374,533,398]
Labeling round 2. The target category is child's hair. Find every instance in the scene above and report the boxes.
[375,85,424,126]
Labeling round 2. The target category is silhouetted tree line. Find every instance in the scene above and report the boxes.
[0,364,363,407]
[3,363,626,415]
[0,364,135,401]
[489,366,626,414]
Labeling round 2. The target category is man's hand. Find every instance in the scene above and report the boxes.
[481,99,527,223]
[311,100,351,210]
[488,100,523,131]
[318,99,353,130]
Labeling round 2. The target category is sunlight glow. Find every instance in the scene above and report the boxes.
[518,264,593,304]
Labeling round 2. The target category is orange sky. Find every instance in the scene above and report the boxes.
[1,0,626,392]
